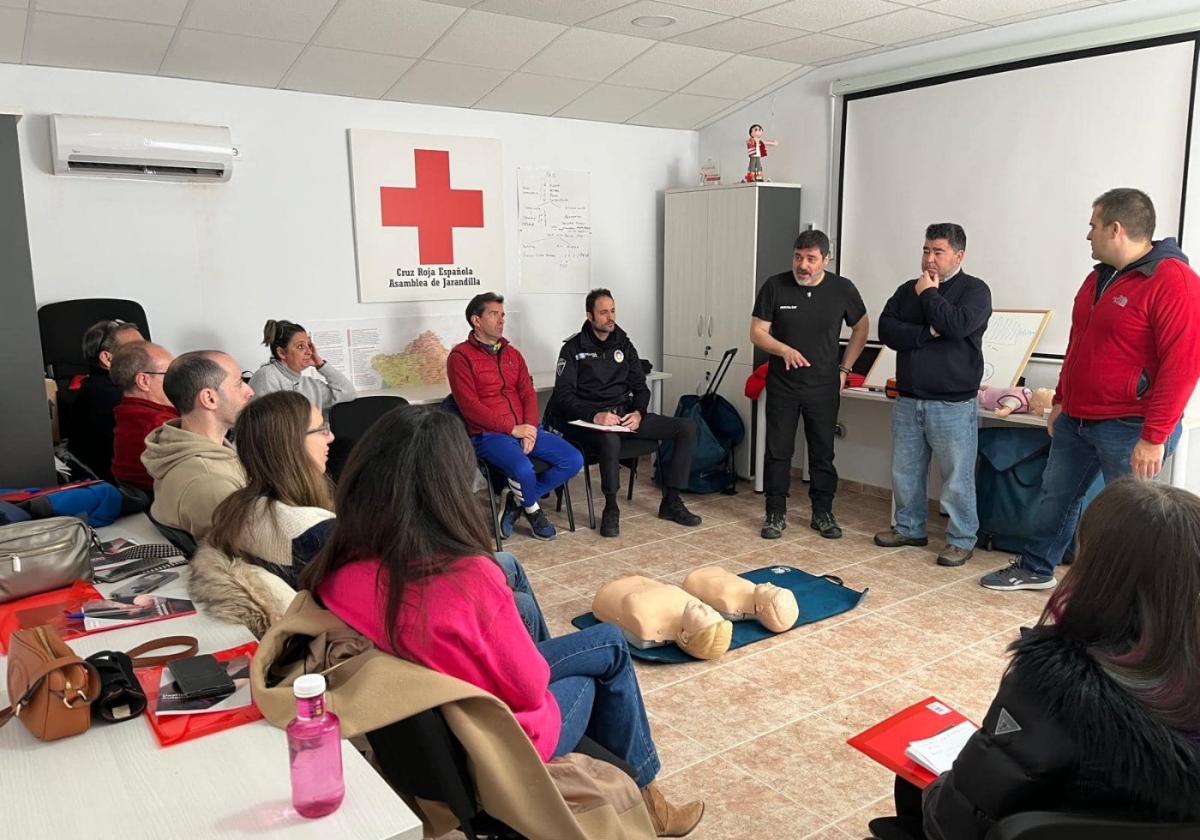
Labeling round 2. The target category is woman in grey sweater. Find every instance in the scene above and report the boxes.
[248,319,356,417]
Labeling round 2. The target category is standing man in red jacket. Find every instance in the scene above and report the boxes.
[448,292,583,541]
[982,188,1200,591]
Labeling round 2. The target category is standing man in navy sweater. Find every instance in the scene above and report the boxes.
[982,189,1200,591]
[876,223,992,567]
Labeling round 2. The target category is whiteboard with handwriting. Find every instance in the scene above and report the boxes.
[864,309,1052,389]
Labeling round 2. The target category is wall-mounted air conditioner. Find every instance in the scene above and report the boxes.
[49,114,235,182]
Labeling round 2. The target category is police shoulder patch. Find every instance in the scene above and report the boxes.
[556,357,566,377]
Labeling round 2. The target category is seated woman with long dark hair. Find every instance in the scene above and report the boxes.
[194,392,549,643]
[871,478,1200,840]
[300,405,705,837]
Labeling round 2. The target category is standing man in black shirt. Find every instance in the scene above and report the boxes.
[751,230,869,539]
[551,289,702,537]
[876,223,991,568]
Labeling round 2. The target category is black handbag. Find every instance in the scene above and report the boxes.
[86,636,198,723]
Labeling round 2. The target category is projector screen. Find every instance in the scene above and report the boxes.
[837,37,1198,356]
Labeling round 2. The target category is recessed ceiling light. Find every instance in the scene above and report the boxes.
[631,15,677,28]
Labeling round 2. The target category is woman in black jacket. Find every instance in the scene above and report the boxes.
[871,478,1200,840]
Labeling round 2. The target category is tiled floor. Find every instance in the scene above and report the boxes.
[467,462,1059,839]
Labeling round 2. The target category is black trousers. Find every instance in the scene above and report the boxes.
[763,375,840,516]
[867,777,926,840]
[565,413,696,497]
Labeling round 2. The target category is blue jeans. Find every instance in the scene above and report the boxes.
[1018,413,1181,576]
[891,397,980,549]
[539,624,660,788]
[473,427,583,508]
[493,551,551,643]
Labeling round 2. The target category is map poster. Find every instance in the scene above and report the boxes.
[307,313,521,391]
[517,167,591,294]
[348,130,505,303]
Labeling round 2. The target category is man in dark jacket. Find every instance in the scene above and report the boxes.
[875,223,992,567]
[981,189,1200,591]
[448,292,582,541]
[550,289,701,537]
[66,318,144,481]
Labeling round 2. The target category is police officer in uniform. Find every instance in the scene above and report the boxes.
[751,230,869,540]
[551,289,702,537]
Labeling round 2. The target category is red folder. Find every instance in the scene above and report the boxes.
[0,580,101,653]
[847,696,976,789]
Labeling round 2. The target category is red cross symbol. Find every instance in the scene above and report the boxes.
[379,149,484,265]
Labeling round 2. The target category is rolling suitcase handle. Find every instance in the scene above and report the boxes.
[705,348,738,397]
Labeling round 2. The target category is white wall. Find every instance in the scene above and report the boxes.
[699,0,1200,493]
[5,63,698,377]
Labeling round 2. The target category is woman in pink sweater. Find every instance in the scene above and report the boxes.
[301,405,703,837]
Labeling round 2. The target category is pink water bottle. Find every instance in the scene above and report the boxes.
[287,674,345,818]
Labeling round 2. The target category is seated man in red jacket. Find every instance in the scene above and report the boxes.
[981,188,1200,591]
[109,340,178,492]
[448,293,583,541]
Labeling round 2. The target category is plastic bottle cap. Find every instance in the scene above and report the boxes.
[293,673,326,699]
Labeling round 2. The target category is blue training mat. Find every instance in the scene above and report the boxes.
[570,565,867,664]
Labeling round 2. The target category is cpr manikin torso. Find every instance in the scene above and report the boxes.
[682,567,799,632]
[592,576,733,660]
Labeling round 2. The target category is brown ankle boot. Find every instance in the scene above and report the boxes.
[640,781,704,837]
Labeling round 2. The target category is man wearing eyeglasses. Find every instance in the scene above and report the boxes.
[68,318,144,480]
[110,341,177,492]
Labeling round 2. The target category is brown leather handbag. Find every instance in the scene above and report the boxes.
[1,625,99,741]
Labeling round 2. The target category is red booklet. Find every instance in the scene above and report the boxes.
[847,696,976,789]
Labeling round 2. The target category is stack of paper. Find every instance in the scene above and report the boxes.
[904,721,978,775]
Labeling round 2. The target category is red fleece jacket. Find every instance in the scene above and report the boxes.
[447,333,539,436]
[1055,240,1200,445]
[111,396,179,490]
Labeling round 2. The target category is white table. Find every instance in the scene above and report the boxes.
[361,369,672,415]
[0,514,423,840]
[752,386,1197,493]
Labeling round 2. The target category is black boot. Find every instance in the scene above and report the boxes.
[600,494,620,537]
[658,488,701,527]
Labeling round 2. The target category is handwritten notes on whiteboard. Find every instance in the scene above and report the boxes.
[518,167,591,294]
[980,310,1052,386]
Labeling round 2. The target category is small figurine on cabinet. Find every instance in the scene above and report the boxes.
[745,123,778,182]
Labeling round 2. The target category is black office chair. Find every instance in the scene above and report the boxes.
[570,437,661,529]
[985,812,1200,840]
[327,396,408,481]
[147,513,198,558]
[38,298,151,383]
[365,707,636,840]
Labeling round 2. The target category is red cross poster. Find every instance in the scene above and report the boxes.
[348,130,505,303]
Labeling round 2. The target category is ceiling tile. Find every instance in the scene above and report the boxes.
[921,0,1092,23]
[474,0,634,26]
[427,0,481,6]
[283,46,414,98]
[473,71,594,115]
[0,0,28,8]
[28,12,172,73]
[659,0,786,14]
[681,53,797,99]
[0,8,24,62]
[184,0,338,43]
[317,0,463,57]
[671,17,805,52]
[988,0,1101,24]
[693,97,746,129]
[605,41,730,92]
[426,9,564,70]
[581,0,728,41]
[36,0,187,26]
[745,64,814,99]
[627,91,734,128]
[555,83,667,122]
[750,32,875,64]
[521,28,654,81]
[828,7,974,45]
[747,0,905,31]
[384,59,509,107]
[161,29,303,87]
